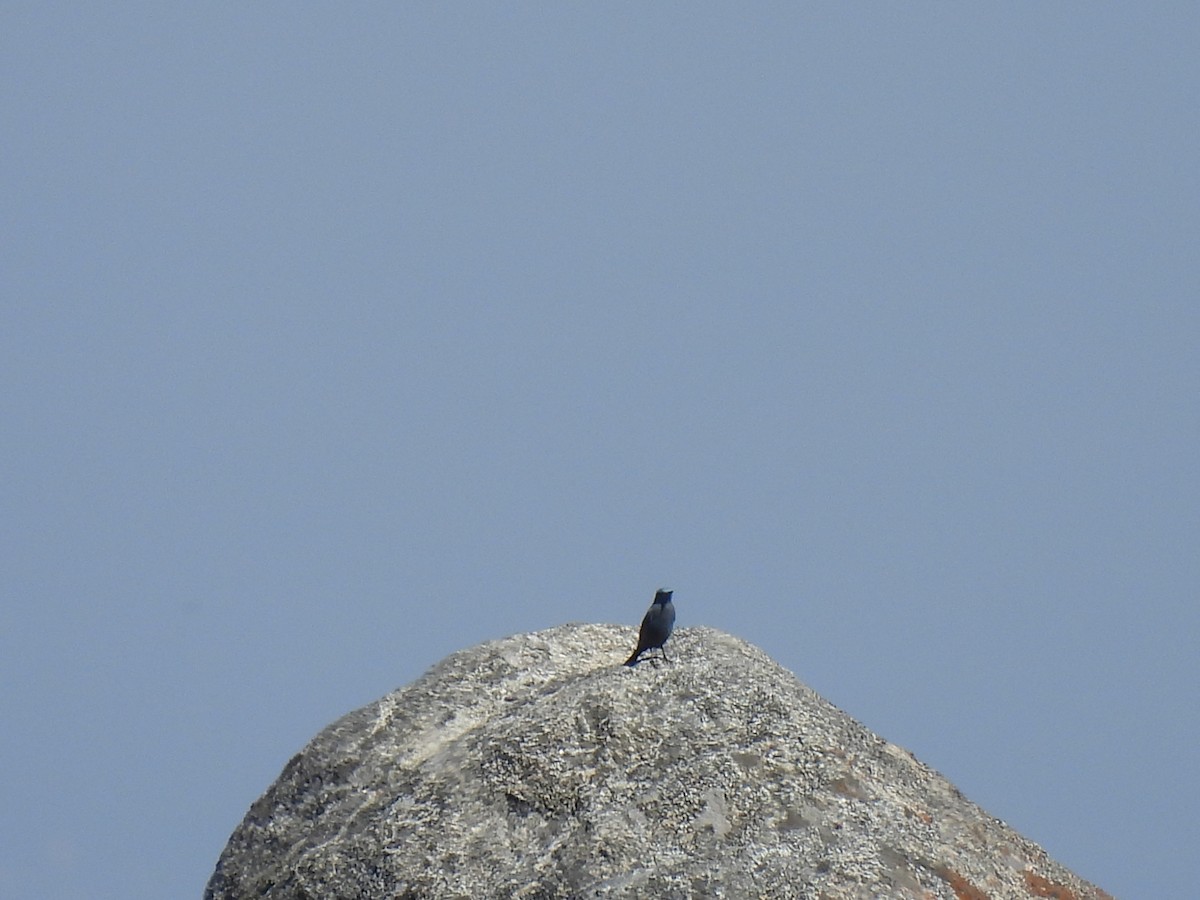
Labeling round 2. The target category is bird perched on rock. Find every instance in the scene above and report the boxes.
[624,589,675,666]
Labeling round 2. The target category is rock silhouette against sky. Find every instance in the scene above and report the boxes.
[206,625,1110,899]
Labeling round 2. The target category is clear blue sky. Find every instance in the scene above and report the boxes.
[3,6,1196,898]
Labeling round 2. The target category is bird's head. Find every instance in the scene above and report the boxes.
[654,589,673,604]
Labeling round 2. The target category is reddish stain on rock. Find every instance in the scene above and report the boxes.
[935,866,989,900]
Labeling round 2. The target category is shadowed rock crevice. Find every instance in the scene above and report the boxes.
[205,624,1110,899]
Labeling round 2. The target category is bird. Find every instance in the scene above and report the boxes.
[624,589,675,666]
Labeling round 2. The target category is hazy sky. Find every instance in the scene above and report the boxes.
[3,6,1196,898]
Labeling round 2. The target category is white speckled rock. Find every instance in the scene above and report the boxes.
[205,625,1110,899]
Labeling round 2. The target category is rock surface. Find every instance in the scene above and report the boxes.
[205,625,1110,899]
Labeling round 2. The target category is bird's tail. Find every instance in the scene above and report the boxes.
[624,649,641,666]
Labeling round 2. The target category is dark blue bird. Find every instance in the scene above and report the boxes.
[624,589,675,666]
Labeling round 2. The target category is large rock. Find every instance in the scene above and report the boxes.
[205,625,1110,899]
